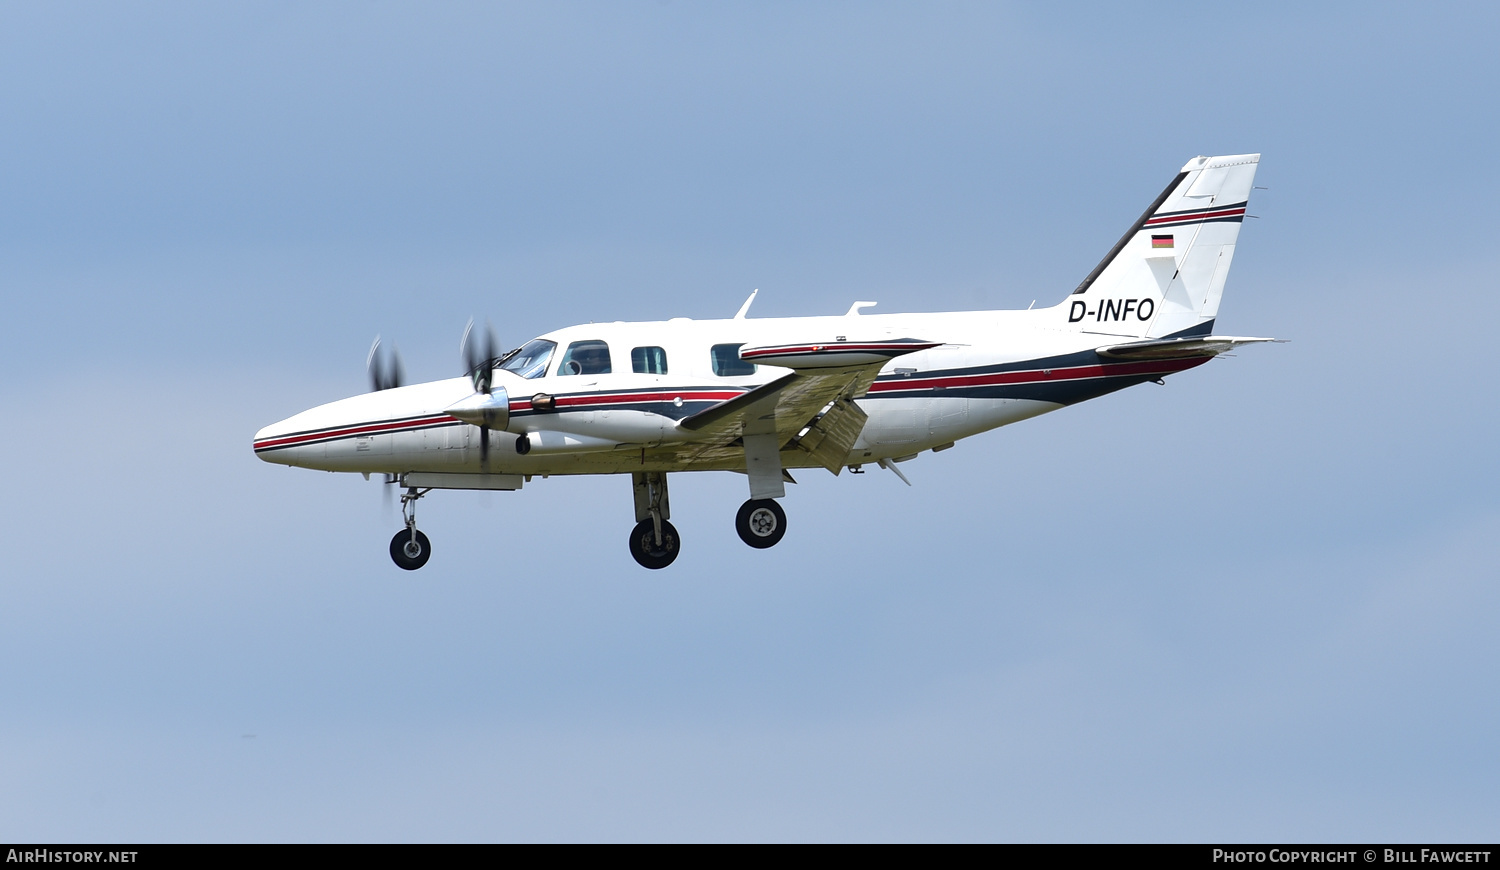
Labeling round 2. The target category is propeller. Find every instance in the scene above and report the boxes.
[367,338,404,506]
[367,336,404,392]
[460,318,500,395]
[457,319,504,468]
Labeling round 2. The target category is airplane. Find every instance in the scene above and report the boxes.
[254,153,1274,570]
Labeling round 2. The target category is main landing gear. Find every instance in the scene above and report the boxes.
[390,486,432,570]
[628,518,681,570]
[629,471,680,569]
[735,498,787,549]
[624,473,791,569]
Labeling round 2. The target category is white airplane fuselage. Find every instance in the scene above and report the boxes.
[254,306,1209,478]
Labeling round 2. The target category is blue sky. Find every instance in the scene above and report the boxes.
[2,1,1497,842]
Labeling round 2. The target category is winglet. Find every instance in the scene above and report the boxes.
[734,289,758,320]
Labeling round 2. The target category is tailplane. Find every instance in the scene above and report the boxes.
[1054,154,1259,338]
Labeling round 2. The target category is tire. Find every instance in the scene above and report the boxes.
[735,499,786,549]
[628,518,680,569]
[389,529,432,570]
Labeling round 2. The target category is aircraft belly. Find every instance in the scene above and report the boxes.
[860,398,926,445]
[857,395,982,446]
[842,397,1061,463]
[964,397,1058,432]
[926,396,970,440]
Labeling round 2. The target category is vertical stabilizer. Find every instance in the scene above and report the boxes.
[1056,154,1259,338]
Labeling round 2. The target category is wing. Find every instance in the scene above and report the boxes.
[650,339,940,472]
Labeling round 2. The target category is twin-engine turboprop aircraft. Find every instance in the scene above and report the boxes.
[255,153,1274,570]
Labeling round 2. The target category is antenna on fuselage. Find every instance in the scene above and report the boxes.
[734,289,758,319]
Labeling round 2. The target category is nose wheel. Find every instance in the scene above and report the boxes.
[390,485,433,570]
[736,498,786,549]
[390,528,432,570]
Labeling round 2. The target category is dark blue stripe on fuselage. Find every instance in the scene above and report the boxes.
[865,373,1164,405]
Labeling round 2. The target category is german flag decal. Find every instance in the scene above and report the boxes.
[1151,234,1174,249]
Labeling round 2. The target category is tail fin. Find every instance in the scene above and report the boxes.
[1055,154,1259,338]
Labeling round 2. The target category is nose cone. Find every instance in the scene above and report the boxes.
[252,390,398,469]
[253,408,333,468]
[253,379,473,471]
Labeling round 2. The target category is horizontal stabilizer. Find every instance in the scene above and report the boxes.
[1095,335,1279,360]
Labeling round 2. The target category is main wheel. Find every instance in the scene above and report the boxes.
[735,499,786,549]
[628,518,680,569]
[389,529,432,570]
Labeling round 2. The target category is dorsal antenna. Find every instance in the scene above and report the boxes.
[734,289,758,320]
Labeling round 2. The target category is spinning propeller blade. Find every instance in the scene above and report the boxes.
[459,319,501,468]
[461,318,499,394]
[367,336,404,392]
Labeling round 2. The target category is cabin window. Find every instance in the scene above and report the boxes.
[710,343,756,377]
[631,346,668,374]
[498,339,556,380]
[558,340,612,376]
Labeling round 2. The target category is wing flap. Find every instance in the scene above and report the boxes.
[789,397,868,473]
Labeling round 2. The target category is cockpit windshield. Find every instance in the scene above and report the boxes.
[498,338,556,380]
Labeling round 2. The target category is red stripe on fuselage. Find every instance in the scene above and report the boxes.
[550,390,743,409]
[254,414,457,450]
[252,391,744,450]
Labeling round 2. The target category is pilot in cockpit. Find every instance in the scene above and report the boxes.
[562,342,610,376]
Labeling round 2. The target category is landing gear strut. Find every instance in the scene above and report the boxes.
[389,486,432,570]
[735,498,786,549]
[629,472,679,569]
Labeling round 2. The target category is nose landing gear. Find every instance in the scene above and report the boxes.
[390,486,432,570]
[390,528,431,570]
